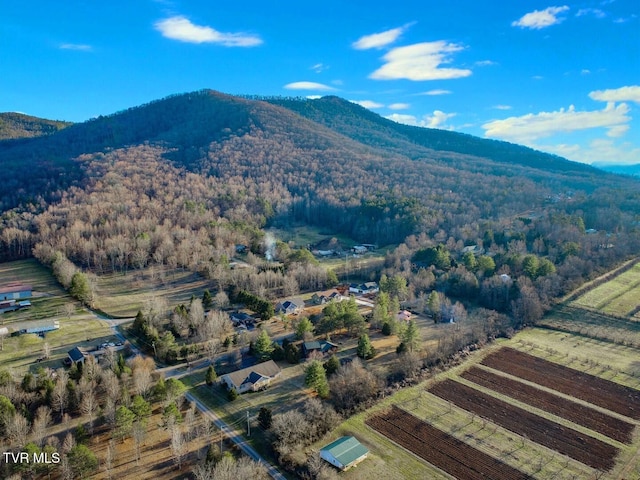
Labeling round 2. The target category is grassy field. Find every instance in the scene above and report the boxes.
[0,259,118,373]
[313,329,640,480]
[571,262,640,317]
[93,266,211,317]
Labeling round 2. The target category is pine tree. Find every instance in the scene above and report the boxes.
[305,360,329,398]
[202,289,213,309]
[205,365,217,386]
[400,320,421,352]
[356,333,376,360]
[427,291,441,322]
[253,329,274,361]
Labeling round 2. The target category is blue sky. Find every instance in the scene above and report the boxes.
[1,1,638,165]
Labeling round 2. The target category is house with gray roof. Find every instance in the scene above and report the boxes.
[320,436,369,470]
[221,360,281,394]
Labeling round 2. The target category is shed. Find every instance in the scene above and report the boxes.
[320,436,369,470]
[67,346,90,365]
[0,283,32,301]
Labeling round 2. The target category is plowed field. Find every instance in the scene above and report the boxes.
[481,347,640,420]
[429,379,619,471]
[366,406,532,480]
[461,366,635,444]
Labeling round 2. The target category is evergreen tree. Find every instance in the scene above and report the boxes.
[202,289,213,309]
[356,333,376,360]
[323,354,340,376]
[305,360,329,398]
[427,291,441,322]
[295,317,314,340]
[400,320,421,352]
[258,407,273,429]
[70,272,92,305]
[253,329,275,361]
[205,365,217,386]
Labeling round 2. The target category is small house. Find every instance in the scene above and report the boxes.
[311,290,344,305]
[221,360,281,394]
[275,298,304,315]
[320,436,369,470]
[348,282,379,295]
[351,246,368,255]
[67,346,90,365]
[396,310,412,322]
[302,340,338,358]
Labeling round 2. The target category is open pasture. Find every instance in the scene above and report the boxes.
[570,262,640,317]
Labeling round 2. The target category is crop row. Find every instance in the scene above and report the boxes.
[461,366,635,444]
[429,379,618,471]
[366,406,532,480]
[481,347,640,419]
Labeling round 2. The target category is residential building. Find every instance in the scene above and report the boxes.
[221,360,281,394]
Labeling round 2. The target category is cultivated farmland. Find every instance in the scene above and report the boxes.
[460,365,635,444]
[481,347,640,420]
[429,378,619,470]
[367,406,532,480]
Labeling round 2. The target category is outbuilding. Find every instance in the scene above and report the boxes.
[320,436,369,470]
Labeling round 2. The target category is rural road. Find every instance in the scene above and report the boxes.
[185,391,287,480]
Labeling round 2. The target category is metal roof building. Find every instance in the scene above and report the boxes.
[320,436,369,470]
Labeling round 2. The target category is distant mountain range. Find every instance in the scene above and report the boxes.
[0,90,637,247]
[593,162,640,177]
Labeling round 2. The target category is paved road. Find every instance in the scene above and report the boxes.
[185,391,287,480]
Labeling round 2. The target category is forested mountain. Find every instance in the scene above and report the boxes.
[0,112,71,140]
[1,90,638,280]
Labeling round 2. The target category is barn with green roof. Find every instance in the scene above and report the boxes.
[320,436,369,470]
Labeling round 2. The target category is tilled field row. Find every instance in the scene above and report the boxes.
[429,379,619,471]
[481,347,640,420]
[366,406,532,480]
[461,366,636,444]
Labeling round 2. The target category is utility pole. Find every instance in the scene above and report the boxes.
[220,423,223,452]
[246,411,251,437]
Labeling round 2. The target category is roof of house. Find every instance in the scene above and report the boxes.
[224,360,281,389]
[303,340,338,353]
[0,283,33,294]
[321,436,369,467]
[68,346,89,362]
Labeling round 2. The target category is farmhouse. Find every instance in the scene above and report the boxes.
[221,360,281,394]
[348,282,379,295]
[0,283,32,301]
[302,340,338,358]
[320,436,369,470]
[275,298,304,315]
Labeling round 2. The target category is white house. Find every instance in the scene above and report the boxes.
[221,360,281,394]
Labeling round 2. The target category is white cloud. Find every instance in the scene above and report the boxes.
[388,103,410,110]
[370,42,472,81]
[386,110,456,129]
[538,139,640,165]
[475,60,497,67]
[576,8,606,18]
[492,105,512,110]
[284,81,336,91]
[589,85,640,104]
[311,63,328,73]
[419,89,452,96]
[350,100,384,109]
[512,6,570,29]
[352,24,411,50]
[482,102,631,143]
[60,43,92,51]
[581,69,591,75]
[154,16,262,46]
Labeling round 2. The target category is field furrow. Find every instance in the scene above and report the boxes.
[461,366,635,444]
[429,379,619,471]
[481,347,640,419]
[367,406,532,480]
